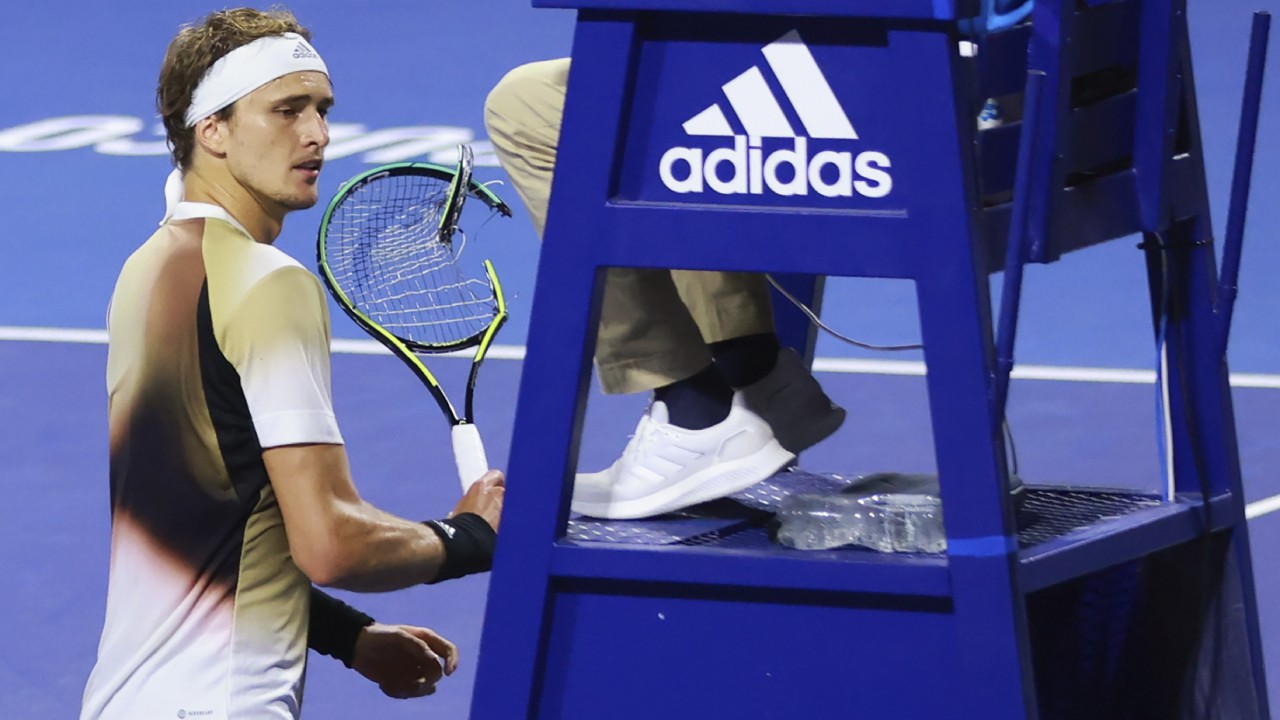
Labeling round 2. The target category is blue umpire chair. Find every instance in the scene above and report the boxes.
[472,0,1272,717]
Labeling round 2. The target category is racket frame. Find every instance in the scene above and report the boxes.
[316,160,511,426]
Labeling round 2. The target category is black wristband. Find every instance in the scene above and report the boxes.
[423,512,496,583]
[308,588,375,669]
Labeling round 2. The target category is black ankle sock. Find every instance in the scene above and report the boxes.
[653,364,733,430]
[709,333,781,388]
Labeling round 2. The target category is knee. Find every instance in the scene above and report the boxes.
[484,58,570,142]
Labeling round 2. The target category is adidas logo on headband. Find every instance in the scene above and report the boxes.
[292,41,319,60]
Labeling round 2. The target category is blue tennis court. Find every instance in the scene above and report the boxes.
[2,1,1278,717]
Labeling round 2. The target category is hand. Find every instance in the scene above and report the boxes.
[451,470,504,532]
[351,623,459,699]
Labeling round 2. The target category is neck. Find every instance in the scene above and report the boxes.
[183,164,284,244]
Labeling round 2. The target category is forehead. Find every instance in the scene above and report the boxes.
[245,71,333,104]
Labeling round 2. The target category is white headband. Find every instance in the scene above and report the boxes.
[184,32,328,127]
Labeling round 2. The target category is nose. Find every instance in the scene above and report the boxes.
[301,109,329,150]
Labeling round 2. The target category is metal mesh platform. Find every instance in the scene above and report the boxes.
[1014,487,1163,548]
[565,470,1166,552]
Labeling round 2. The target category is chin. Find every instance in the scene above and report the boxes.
[279,195,319,211]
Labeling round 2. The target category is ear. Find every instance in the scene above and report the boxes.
[193,115,229,159]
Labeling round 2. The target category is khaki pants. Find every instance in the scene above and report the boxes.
[484,58,774,394]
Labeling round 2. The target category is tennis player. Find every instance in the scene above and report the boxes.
[81,9,504,719]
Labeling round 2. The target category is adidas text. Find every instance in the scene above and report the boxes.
[659,136,892,199]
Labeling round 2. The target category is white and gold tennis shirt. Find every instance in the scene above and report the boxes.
[81,203,342,720]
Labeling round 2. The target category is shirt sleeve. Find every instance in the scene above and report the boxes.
[219,265,344,448]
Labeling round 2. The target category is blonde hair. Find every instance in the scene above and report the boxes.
[156,7,310,169]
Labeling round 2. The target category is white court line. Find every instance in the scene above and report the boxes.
[810,356,1280,389]
[8,324,1280,518]
[0,326,531,361]
[0,326,111,345]
[5,325,1280,386]
[1247,495,1280,520]
[330,337,528,361]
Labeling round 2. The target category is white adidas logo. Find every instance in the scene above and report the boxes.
[429,520,457,539]
[659,30,893,199]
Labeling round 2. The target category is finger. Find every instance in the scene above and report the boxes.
[394,629,446,682]
[405,626,460,675]
[381,678,437,699]
[453,473,498,512]
[473,471,502,496]
[484,487,504,531]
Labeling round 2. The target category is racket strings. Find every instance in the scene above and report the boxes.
[325,173,498,347]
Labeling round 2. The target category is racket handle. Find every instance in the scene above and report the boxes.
[452,423,490,492]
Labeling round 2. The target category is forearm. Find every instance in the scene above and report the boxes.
[315,499,446,592]
[268,444,496,591]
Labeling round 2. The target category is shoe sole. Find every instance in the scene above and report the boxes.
[572,440,796,520]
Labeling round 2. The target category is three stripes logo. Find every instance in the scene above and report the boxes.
[293,41,320,60]
[659,30,893,200]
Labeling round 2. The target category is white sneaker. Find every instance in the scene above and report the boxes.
[741,348,846,454]
[572,393,795,520]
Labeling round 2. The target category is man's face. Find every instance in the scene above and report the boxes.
[222,71,333,213]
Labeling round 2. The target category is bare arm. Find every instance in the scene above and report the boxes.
[229,269,503,590]
[265,443,503,591]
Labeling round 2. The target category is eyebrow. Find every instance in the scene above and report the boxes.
[272,93,335,108]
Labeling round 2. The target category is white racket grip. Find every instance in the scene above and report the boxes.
[452,423,490,492]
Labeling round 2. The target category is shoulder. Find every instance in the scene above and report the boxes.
[204,224,325,315]
[202,230,331,359]
[204,220,309,285]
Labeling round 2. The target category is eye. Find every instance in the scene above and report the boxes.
[277,106,299,117]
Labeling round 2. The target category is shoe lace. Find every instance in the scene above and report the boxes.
[619,412,680,467]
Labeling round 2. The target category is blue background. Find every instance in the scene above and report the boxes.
[2,1,1279,718]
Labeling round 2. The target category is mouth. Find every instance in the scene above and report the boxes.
[294,159,323,182]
